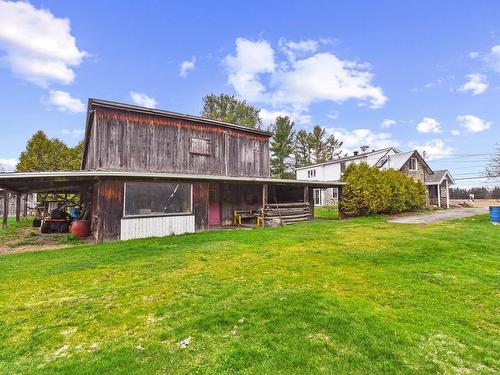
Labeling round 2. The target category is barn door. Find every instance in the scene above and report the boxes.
[208,183,221,226]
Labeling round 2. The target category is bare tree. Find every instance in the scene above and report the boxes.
[486,143,500,178]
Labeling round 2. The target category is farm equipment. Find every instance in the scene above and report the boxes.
[40,209,72,234]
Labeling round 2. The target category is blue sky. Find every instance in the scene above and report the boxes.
[0,0,499,187]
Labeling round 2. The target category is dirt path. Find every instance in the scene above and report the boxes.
[388,207,490,224]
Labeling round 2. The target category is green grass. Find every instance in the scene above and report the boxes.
[0,215,498,374]
[314,205,339,219]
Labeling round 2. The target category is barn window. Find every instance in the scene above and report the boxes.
[409,158,417,171]
[190,138,210,155]
[124,182,192,217]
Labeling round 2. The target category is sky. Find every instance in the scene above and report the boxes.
[0,0,499,188]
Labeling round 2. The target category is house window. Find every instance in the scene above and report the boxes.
[409,158,417,171]
[340,162,346,174]
[190,138,210,155]
[307,169,316,178]
[124,182,192,217]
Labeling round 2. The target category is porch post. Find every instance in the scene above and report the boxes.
[437,184,441,208]
[262,184,268,227]
[23,194,28,217]
[338,186,345,220]
[445,179,449,208]
[303,186,308,203]
[2,190,9,229]
[15,193,21,222]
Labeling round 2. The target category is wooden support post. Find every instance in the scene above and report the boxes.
[2,190,9,229]
[15,193,21,222]
[23,193,28,217]
[303,186,308,203]
[262,184,268,227]
[338,186,345,220]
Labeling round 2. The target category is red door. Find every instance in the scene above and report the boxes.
[208,183,221,226]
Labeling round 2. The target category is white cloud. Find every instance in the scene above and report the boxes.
[326,111,339,120]
[380,119,396,128]
[451,129,461,136]
[0,0,87,86]
[279,38,318,61]
[485,45,500,73]
[408,139,453,161]
[326,127,399,154]
[416,117,442,134]
[61,128,84,137]
[225,38,275,102]
[179,56,196,77]
[259,108,312,127]
[0,158,17,172]
[458,73,488,95]
[224,38,387,114]
[457,114,491,133]
[129,91,158,108]
[45,90,84,113]
[468,51,480,59]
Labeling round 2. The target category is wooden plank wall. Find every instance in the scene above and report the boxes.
[95,179,124,241]
[120,215,195,240]
[193,183,209,231]
[84,108,270,178]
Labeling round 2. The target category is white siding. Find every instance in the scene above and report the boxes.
[120,215,195,241]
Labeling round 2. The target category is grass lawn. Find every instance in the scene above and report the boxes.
[314,205,339,219]
[0,214,498,374]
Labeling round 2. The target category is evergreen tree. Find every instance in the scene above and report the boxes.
[294,129,312,168]
[270,116,295,179]
[307,125,344,164]
[201,93,262,128]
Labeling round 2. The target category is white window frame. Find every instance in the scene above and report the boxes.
[409,158,417,171]
[123,182,193,218]
[313,189,323,206]
[307,169,317,179]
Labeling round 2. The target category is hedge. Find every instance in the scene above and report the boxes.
[339,162,427,217]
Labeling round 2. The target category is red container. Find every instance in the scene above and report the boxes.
[70,220,90,238]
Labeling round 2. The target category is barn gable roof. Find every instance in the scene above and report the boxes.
[81,98,272,169]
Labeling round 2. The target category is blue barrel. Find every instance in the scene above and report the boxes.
[490,206,500,224]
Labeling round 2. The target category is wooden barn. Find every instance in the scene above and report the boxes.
[0,99,343,241]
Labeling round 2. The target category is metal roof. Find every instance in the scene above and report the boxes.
[425,170,455,185]
[0,171,344,193]
[295,147,399,170]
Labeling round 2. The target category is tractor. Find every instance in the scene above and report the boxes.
[40,208,73,234]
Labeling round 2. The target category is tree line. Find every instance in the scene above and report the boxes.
[449,187,500,199]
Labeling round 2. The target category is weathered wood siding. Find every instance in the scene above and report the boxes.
[84,108,270,177]
[120,215,195,240]
[94,179,124,242]
[193,182,209,231]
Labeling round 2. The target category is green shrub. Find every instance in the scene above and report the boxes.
[340,163,426,217]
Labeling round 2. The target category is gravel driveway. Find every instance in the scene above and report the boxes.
[388,207,490,224]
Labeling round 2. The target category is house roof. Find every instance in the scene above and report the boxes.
[379,150,433,173]
[425,170,455,185]
[0,171,344,194]
[295,147,400,170]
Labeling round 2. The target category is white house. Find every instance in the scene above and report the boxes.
[296,147,454,208]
